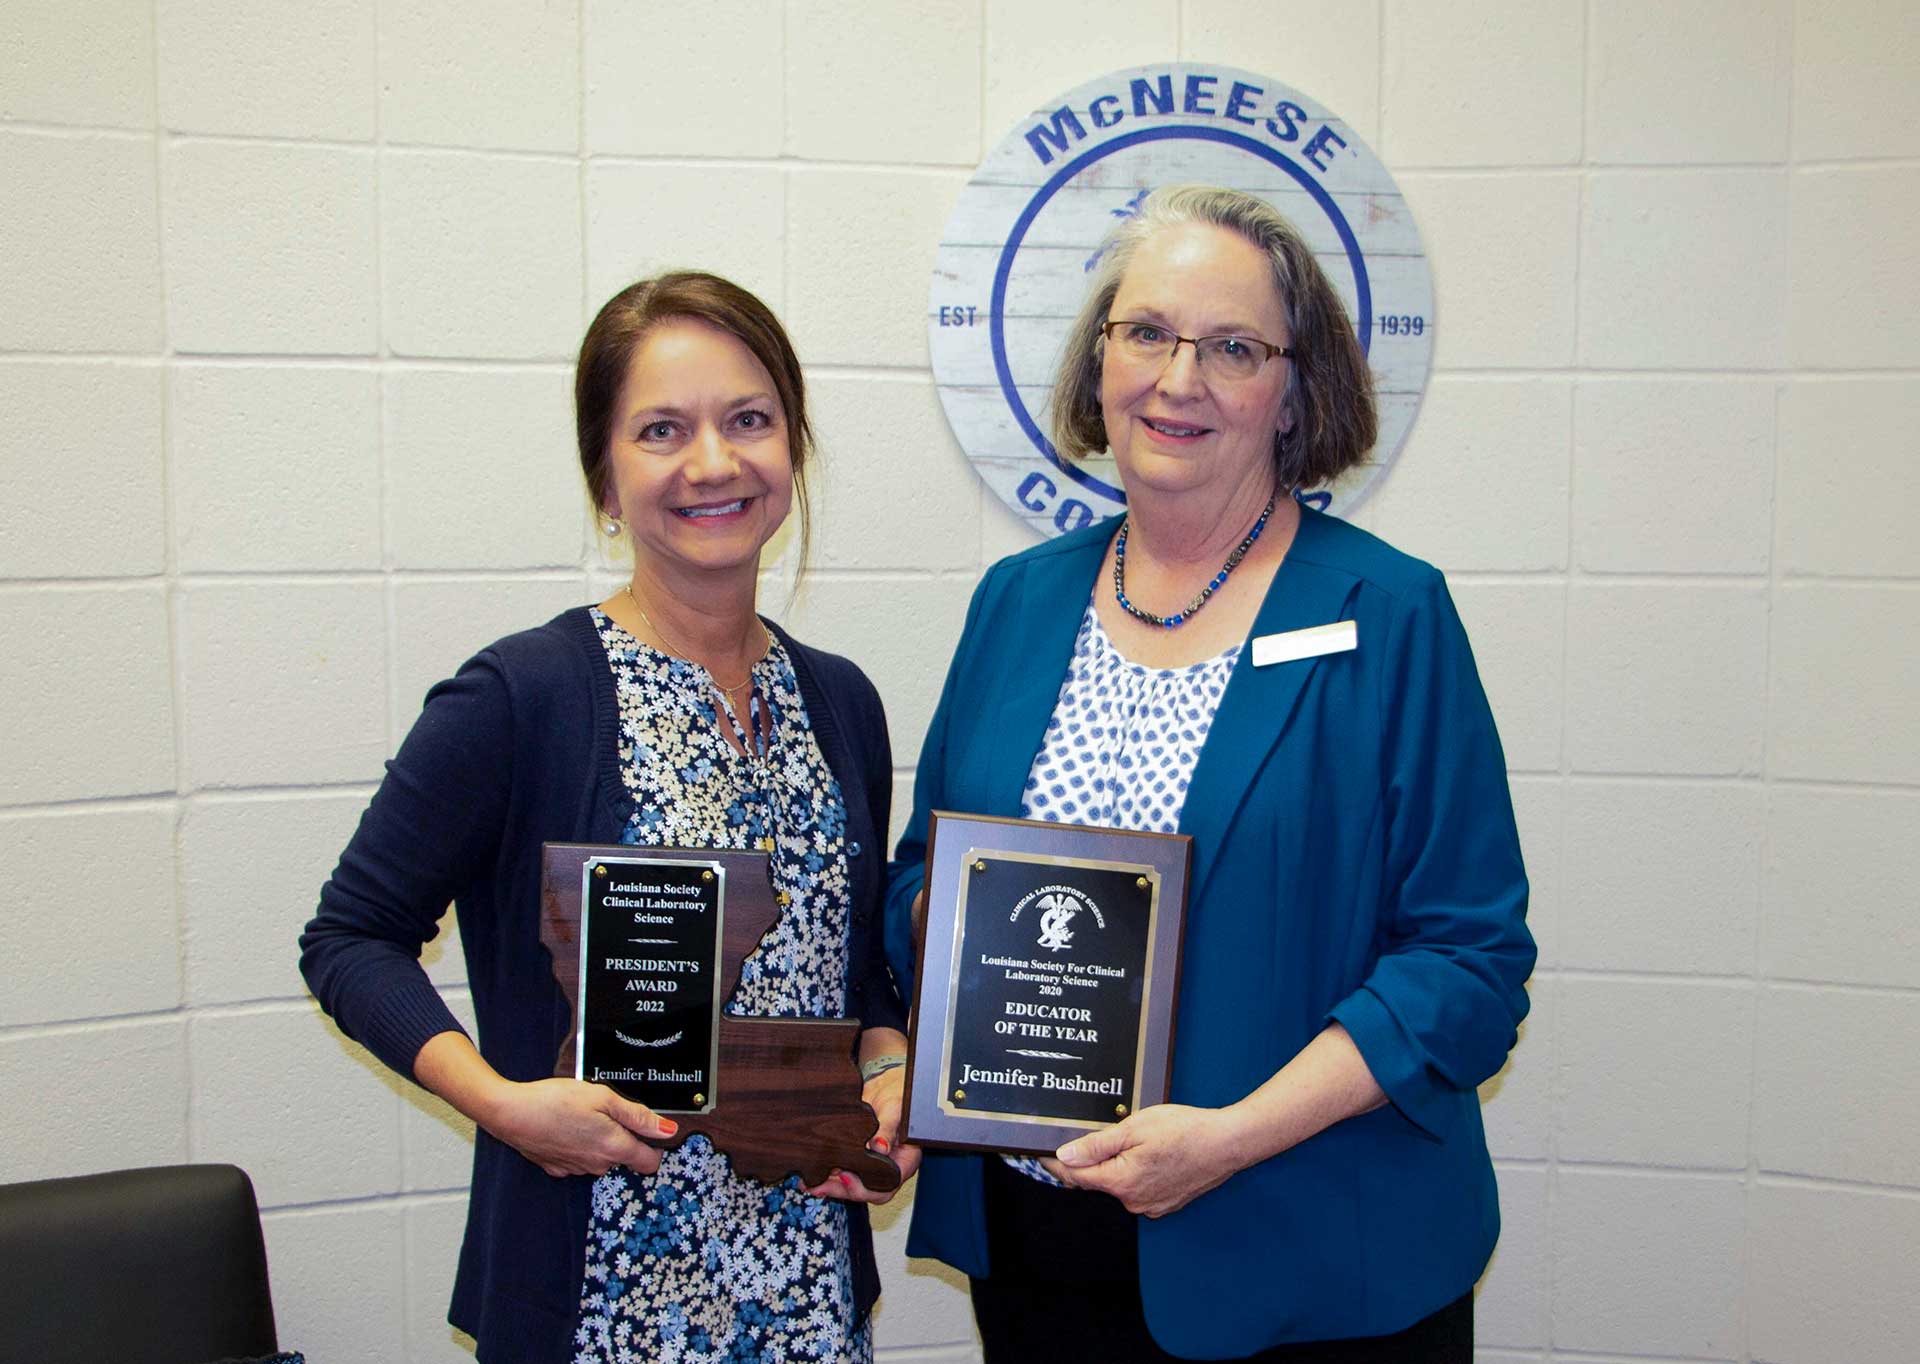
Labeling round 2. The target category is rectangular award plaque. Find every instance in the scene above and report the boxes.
[902,811,1191,1155]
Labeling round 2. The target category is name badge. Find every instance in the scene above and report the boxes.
[1251,619,1357,668]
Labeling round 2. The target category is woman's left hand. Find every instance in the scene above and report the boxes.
[1041,1103,1244,1218]
[1042,1024,1386,1217]
[806,1064,922,1205]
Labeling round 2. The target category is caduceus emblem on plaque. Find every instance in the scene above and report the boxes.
[1035,892,1081,952]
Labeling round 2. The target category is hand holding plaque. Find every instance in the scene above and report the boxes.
[539,843,900,1193]
[902,812,1190,1155]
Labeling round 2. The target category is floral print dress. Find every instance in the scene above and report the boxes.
[574,609,869,1364]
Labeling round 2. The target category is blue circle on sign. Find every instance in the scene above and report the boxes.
[989,124,1374,503]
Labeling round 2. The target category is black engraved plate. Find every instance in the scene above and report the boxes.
[943,852,1155,1125]
[576,855,724,1113]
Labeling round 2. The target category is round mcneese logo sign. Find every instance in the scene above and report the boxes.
[929,62,1435,538]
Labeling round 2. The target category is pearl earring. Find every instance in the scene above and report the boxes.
[603,516,621,536]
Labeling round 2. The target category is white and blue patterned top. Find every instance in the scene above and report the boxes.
[1006,600,1240,1186]
[575,609,869,1364]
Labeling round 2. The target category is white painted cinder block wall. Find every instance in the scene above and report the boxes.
[3,1,1917,1361]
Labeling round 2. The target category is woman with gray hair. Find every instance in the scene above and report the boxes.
[886,185,1534,1360]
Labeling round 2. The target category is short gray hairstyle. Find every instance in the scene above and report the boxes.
[1048,184,1377,491]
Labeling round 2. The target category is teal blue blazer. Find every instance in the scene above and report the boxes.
[885,507,1534,1357]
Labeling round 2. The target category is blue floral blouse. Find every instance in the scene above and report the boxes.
[573,609,869,1364]
[1005,600,1239,1187]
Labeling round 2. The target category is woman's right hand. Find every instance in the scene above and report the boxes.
[413,1032,677,1179]
[483,1077,680,1178]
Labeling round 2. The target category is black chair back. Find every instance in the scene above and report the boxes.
[0,1164,278,1364]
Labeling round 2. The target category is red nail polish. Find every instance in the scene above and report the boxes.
[873,1137,890,1154]
[837,1172,854,1187]
[659,1118,678,1136]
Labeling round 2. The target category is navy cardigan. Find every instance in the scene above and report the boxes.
[300,607,903,1363]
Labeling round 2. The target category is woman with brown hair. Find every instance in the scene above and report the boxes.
[302,272,912,1363]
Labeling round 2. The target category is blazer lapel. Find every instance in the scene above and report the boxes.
[1180,511,1361,905]
[981,530,1111,817]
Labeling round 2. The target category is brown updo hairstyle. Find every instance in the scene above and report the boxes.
[576,270,815,568]
[1049,184,1377,493]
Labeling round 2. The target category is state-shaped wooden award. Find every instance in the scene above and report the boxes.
[538,842,900,1193]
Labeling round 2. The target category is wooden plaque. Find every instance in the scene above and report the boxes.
[902,811,1191,1156]
[540,842,899,1193]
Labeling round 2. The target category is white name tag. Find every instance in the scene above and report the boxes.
[1251,619,1358,667]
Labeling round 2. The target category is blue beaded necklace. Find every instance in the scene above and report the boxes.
[1112,495,1276,629]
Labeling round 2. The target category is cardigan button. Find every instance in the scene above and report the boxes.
[847,840,862,857]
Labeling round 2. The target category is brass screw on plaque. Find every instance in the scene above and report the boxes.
[953,1088,966,1101]
[1136,876,1149,890]
[702,869,714,883]
[973,860,986,873]
[1115,1104,1129,1117]
[594,865,607,878]
[693,1093,705,1106]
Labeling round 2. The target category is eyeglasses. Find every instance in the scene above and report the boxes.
[1100,320,1293,382]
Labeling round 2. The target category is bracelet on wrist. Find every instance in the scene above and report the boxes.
[859,1053,908,1082]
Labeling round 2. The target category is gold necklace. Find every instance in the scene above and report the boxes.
[623,586,768,699]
